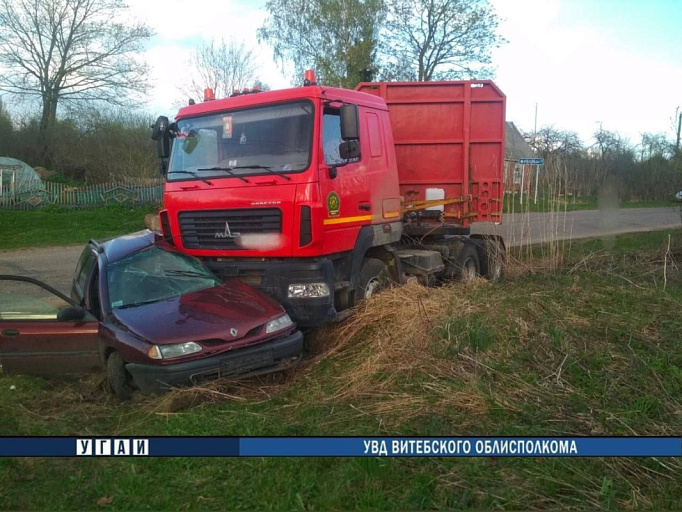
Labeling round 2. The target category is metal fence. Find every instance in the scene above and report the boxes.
[0,179,164,210]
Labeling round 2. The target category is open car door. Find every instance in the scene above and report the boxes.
[0,276,101,375]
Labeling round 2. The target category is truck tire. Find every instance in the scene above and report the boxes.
[478,239,505,282]
[107,351,133,401]
[449,243,480,283]
[356,258,390,302]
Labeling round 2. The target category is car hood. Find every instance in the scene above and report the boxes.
[111,280,285,345]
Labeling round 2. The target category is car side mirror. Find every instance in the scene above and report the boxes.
[340,104,359,140]
[339,140,360,160]
[57,306,86,322]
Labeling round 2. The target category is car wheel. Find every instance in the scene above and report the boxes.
[107,351,133,401]
[355,258,390,303]
[448,243,480,283]
[478,239,505,282]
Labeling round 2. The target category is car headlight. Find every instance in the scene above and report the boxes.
[148,341,202,360]
[265,314,293,334]
[287,283,330,298]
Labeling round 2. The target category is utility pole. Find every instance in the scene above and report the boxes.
[676,111,681,151]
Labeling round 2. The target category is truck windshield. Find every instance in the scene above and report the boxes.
[168,101,313,181]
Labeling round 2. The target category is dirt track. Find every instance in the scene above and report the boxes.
[471,206,681,246]
[1,207,680,294]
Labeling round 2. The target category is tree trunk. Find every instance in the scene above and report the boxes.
[39,90,59,166]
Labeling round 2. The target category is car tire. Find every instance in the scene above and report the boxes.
[448,242,480,283]
[477,239,505,282]
[107,351,133,401]
[355,258,390,303]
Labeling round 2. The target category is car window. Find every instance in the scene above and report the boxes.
[107,246,220,310]
[0,280,71,321]
[323,109,344,166]
[76,248,96,295]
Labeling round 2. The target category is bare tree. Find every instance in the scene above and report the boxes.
[183,39,259,101]
[0,0,152,136]
[381,0,503,81]
[524,126,583,159]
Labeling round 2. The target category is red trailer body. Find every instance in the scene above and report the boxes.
[356,81,506,227]
[154,76,507,327]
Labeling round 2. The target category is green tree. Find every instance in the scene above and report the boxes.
[381,0,503,81]
[258,0,384,88]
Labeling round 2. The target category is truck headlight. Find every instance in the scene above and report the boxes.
[265,314,294,334]
[148,341,202,360]
[287,283,330,298]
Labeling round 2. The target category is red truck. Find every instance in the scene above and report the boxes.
[151,72,506,327]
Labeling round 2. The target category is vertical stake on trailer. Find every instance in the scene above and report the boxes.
[520,164,525,205]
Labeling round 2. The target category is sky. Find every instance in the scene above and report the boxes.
[124,0,682,145]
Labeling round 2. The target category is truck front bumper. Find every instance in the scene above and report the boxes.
[125,330,304,394]
[203,258,338,327]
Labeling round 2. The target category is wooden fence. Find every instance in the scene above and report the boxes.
[0,179,164,210]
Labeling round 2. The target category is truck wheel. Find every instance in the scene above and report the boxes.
[449,243,480,283]
[478,239,505,282]
[356,258,390,301]
[107,351,133,401]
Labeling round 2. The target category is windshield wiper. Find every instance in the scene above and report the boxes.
[196,166,250,183]
[115,298,166,310]
[164,270,214,279]
[169,170,213,186]
[232,165,291,181]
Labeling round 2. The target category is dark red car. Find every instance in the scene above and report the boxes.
[0,231,303,398]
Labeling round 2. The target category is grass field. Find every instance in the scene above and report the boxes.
[1,230,681,509]
[0,204,159,250]
[0,199,678,251]
[503,194,677,213]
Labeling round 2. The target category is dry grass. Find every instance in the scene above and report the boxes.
[153,281,491,423]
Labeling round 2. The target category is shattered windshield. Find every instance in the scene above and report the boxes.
[107,246,220,309]
[167,100,314,181]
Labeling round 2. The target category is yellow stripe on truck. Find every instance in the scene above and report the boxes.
[323,215,373,225]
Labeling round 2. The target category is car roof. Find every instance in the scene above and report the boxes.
[91,230,160,264]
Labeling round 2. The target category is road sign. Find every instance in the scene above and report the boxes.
[518,158,544,165]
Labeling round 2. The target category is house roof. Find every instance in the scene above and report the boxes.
[505,122,536,161]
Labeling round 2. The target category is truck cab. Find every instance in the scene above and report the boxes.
[158,76,403,326]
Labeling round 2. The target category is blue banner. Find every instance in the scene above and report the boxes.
[0,437,678,457]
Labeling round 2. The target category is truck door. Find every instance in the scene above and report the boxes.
[0,276,100,374]
[318,105,371,254]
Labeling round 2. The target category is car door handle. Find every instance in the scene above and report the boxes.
[1,329,19,337]
[359,203,371,211]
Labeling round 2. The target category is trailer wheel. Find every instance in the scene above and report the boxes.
[478,239,505,282]
[107,351,133,401]
[356,258,390,302]
[448,243,480,283]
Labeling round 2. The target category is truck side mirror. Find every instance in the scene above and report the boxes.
[339,140,360,160]
[151,116,173,160]
[156,137,171,160]
[151,115,169,141]
[340,104,359,140]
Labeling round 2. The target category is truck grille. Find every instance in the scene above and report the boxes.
[178,208,282,250]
